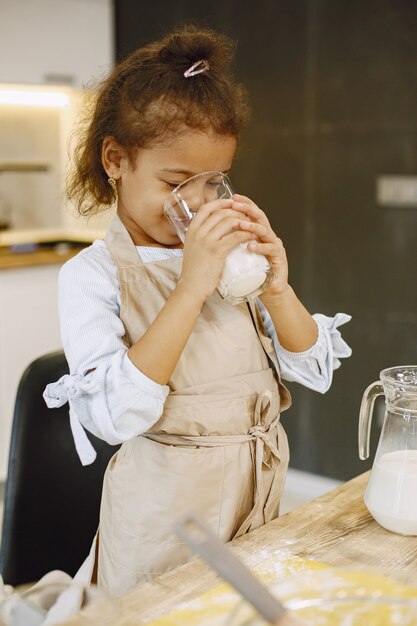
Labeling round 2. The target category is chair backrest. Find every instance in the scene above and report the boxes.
[0,351,120,586]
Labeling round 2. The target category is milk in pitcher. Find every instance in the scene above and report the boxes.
[365,449,417,535]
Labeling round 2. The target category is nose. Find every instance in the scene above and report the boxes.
[185,180,219,212]
[185,183,206,213]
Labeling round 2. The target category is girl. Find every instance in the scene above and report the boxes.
[44,25,351,596]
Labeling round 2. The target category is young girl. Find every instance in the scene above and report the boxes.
[44,25,351,596]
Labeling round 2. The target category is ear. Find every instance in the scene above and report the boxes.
[102,136,128,180]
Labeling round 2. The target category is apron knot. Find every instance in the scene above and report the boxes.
[249,423,266,437]
[249,422,280,469]
[250,389,281,468]
[235,388,284,536]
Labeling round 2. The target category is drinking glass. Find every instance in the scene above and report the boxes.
[164,171,273,304]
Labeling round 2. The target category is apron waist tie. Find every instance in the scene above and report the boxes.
[143,432,256,446]
[143,390,282,537]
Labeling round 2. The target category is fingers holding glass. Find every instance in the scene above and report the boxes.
[164,173,274,303]
[231,194,271,227]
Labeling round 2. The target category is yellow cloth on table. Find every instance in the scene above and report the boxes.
[146,550,417,626]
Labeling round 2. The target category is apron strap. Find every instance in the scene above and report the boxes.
[247,300,292,413]
[104,214,144,268]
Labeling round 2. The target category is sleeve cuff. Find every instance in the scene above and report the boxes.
[274,313,352,361]
[274,319,322,361]
[313,312,352,361]
[121,351,170,400]
[271,311,352,393]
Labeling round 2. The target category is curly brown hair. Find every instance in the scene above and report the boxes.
[67,24,251,216]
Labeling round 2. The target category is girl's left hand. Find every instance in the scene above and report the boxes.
[232,194,289,298]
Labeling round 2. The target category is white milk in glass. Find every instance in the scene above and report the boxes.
[365,449,417,535]
[217,243,270,300]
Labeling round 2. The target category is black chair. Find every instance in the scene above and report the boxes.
[0,351,120,586]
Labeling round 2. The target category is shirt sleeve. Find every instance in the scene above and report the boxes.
[258,300,352,394]
[43,245,169,465]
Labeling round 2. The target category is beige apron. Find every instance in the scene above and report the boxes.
[97,215,291,596]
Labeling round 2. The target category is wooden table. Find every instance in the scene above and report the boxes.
[61,471,417,625]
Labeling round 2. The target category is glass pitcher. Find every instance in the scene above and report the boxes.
[358,366,417,535]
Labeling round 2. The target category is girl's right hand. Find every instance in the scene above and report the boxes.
[177,199,254,302]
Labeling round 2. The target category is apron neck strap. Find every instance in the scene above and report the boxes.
[104,214,144,268]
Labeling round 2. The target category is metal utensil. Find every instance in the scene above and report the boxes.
[174,514,306,626]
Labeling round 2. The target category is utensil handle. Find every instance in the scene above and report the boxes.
[174,513,287,625]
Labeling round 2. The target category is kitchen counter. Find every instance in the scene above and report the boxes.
[0,244,87,269]
[0,227,105,269]
[60,471,417,625]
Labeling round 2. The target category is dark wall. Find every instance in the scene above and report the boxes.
[115,1,417,481]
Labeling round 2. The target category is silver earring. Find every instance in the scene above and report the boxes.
[108,177,116,187]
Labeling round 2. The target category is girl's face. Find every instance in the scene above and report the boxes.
[104,129,237,247]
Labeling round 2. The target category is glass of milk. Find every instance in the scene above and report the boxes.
[164,171,273,304]
[359,366,417,535]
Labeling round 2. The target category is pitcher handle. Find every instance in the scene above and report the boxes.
[358,381,384,460]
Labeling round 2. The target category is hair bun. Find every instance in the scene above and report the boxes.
[157,24,236,75]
